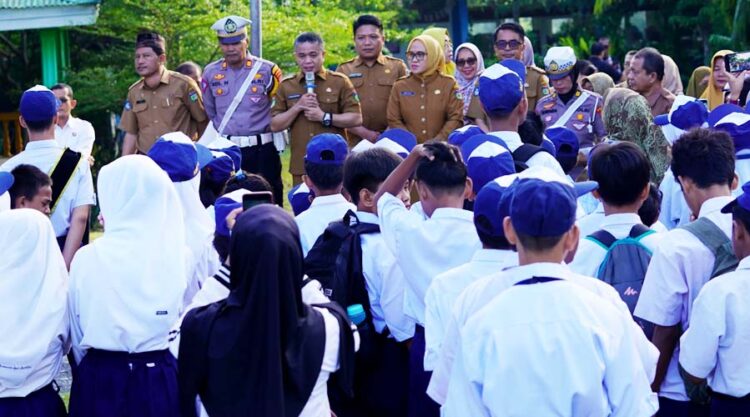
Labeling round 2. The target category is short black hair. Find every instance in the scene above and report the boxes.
[50,83,73,99]
[671,128,735,189]
[295,32,324,48]
[415,141,467,196]
[732,204,750,236]
[175,61,201,77]
[474,216,512,249]
[638,182,662,227]
[9,164,51,208]
[575,59,597,77]
[24,118,55,132]
[305,160,344,191]
[590,42,606,56]
[136,31,166,56]
[353,15,383,35]
[515,233,565,252]
[589,142,651,206]
[343,148,402,205]
[223,171,274,198]
[518,112,544,146]
[634,47,665,81]
[494,22,524,42]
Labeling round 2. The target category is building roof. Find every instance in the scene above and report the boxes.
[0,0,98,8]
[0,0,100,31]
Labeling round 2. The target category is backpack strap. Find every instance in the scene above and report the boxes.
[49,148,82,214]
[512,143,548,164]
[586,229,617,249]
[629,224,655,240]
[681,217,739,277]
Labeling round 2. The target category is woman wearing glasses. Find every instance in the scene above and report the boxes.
[387,35,463,143]
[453,43,485,122]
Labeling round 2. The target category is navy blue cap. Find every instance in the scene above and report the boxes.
[214,190,247,237]
[205,136,242,171]
[654,96,709,130]
[473,175,517,239]
[376,128,417,158]
[714,112,750,153]
[305,133,348,165]
[540,137,557,156]
[510,177,577,237]
[545,126,578,159]
[201,149,236,185]
[460,134,515,193]
[708,103,745,128]
[448,125,484,147]
[288,183,314,216]
[0,172,14,195]
[479,61,525,116]
[147,132,199,182]
[722,181,750,213]
[195,144,214,169]
[20,85,59,122]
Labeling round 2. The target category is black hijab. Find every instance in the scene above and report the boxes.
[178,205,328,417]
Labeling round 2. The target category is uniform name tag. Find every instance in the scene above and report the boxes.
[401,91,415,96]
[541,109,557,115]
[156,310,168,316]
[288,94,301,100]
[136,99,146,104]
[348,73,363,78]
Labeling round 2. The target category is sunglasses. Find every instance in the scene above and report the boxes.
[456,57,477,67]
[495,40,522,50]
[406,51,427,61]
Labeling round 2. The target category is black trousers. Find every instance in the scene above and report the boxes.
[240,142,283,207]
[656,397,710,417]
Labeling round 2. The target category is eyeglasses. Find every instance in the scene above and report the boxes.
[456,57,477,67]
[406,51,427,61]
[495,40,522,50]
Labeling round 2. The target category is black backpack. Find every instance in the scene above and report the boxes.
[512,143,550,172]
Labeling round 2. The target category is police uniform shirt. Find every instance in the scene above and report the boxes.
[120,67,208,153]
[679,255,750,397]
[466,65,550,124]
[429,262,658,405]
[271,69,361,176]
[423,249,517,371]
[442,263,659,417]
[569,213,664,277]
[376,192,481,326]
[357,211,415,342]
[337,55,407,143]
[294,194,356,256]
[55,116,96,158]
[202,56,282,136]
[534,90,607,148]
[634,196,734,401]
[386,72,464,143]
[0,140,95,237]
[488,131,566,176]
[645,86,676,117]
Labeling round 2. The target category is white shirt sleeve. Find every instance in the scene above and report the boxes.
[678,283,724,378]
[377,258,415,342]
[424,277,448,371]
[73,161,96,208]
[376,192,421,258]
[77,121,96,158]
[427,312,461,404]
[441,335,492,417]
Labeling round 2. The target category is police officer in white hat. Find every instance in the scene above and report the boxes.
[201,16,286,206]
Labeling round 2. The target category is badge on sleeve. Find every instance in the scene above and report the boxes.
[455,91,463,100]
[124,100,132,111]
[200,78,208,93]
[189,90,199,102]
[541,87,550,96]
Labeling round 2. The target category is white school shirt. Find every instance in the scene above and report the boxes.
[423,249,517,371]
[569,213,664,277]
[443,270,659,417]
[489,131,566,177]
[679,256,750,398]
[634,195,734,401]
[576,201,605,237]
[430,262,658,405]
[356,211,415,342]
[296,194,356,256]
[377,192,481,326]
[55,116,96,157]
[659,169,692,230]
[0,140,95,237]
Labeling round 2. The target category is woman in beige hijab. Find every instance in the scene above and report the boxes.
[581,73,615,99]
[661,55,684,95]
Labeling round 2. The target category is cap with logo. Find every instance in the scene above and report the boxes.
[473,173,518,240]
[305,133,349,166]
[197,145,236,186]
[147,132,199,182]
[460,134,515,193]
[479,60,526,116]
[211,16,251,45]
[655,95,709,144]
[376,128,417,158]
[20,85,59,122]
[544,126,579,172]
[448,125,484,147]
[288,183,315,216]
[544,46,577,81]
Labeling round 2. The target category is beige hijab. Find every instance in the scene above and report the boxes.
[662,55,684,95]
[582,73,615,98]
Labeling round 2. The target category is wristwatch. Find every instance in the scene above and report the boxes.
[322,112,332,127]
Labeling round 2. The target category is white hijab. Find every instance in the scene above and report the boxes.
[0,209,68,388]
[68,156,187,361]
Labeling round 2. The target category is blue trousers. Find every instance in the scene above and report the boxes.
[408,325,440,417]
[0,383,67,417]
[711,392,750,416]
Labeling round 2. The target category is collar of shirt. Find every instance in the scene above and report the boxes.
[309,193,350,208]
[355,210,379,225]
[25,139,62,151]
[644,86,665,107]
[472,248,517,265]
[698,195,734,219]
[354,54,387,67]
[489,131,522,150]
[505,262,571,283]
[430,207,474,222]
[599,212,643,229]
[55,116,81,132]
[296,69,328,83]
[737,256,750,270]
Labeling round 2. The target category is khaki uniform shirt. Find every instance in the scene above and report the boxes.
[387,73,464,143]
[120,67,207,153]
[337,54,407,144]
[466,65,550,124]
[271,69,361,175]
[645,86,676,117]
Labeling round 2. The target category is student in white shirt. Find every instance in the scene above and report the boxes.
[178,205,355,417]
[680,182,750,415]
[51,83,96,162]
[424,177,518,372]
[0,85,95,269]
[67,155,187,417]
[8,164,52,215]
[635,128,738,417]
[443,174,658,417]
[295,133,356,256]
[0,209,69,417]
[374,141,480,417]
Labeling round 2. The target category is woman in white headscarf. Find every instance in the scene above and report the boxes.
[453,43,485,121]
[68,155,187,417]
[0,209,68,416]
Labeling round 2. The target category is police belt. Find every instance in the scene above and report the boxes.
[225,132,275,148]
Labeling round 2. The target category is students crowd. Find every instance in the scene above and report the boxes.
[2,12,750,417]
